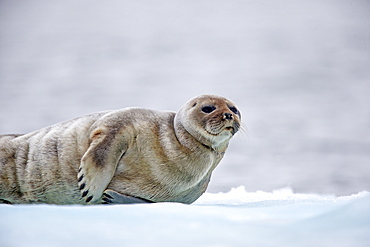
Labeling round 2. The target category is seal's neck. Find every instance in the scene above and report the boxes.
[173,116,229,154]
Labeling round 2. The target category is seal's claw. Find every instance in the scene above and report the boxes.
[102,197,112,204]
[81,190,89,198]
[102,189,153,204]
[79,183,85,190]
[86,196,93,203]
[102,193,113,204]
[77,166,101,204]
[103,192,113,199]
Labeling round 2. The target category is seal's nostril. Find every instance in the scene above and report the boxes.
[224,113,233,120]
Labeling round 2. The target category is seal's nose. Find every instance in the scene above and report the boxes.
[224,113,233,120]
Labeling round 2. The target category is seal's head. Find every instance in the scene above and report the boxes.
[175,95,241,152]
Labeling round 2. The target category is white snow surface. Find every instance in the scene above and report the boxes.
[1,186,369,247]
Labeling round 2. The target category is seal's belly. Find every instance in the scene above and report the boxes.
[0,136,82,204]
[0,116,98,204]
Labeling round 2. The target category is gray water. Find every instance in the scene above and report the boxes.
[1,0,369,196]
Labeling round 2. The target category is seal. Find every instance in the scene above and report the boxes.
[0,95,241,205]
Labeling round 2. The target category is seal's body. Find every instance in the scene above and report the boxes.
[0,95,241,205]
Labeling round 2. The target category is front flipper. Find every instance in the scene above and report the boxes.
[102,189,153,204]
[78,127,128,204]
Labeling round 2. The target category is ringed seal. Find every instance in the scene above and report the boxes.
[0,95,241,205]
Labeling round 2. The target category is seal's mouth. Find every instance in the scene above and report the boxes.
[206,126,235,136]
[225,126,237,135]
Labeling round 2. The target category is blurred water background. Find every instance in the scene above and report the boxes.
[0,0,369,196]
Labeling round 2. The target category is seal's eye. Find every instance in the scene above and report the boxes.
[201,106,216,113]
[229,106,239,115]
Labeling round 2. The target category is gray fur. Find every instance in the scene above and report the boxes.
[0,95,240,205]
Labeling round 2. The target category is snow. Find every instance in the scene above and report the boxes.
[1,187,369,247]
